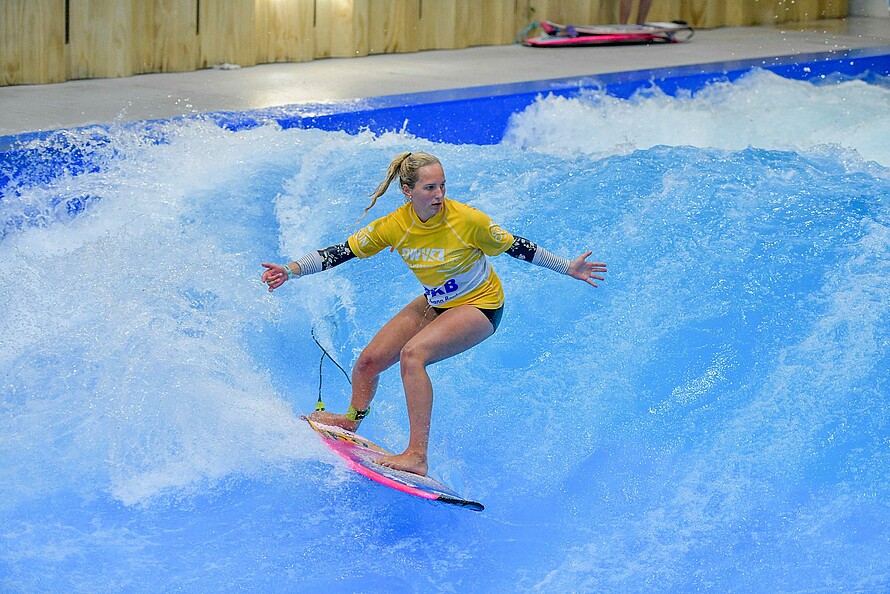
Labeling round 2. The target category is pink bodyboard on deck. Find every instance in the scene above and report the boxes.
[521,20,693,47]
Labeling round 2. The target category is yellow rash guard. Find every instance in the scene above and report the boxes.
[347,199,514,309]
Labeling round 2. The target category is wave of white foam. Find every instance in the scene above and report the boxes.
[504,69,890,168]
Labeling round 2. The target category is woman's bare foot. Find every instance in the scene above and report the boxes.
[308,410,360,433]
[376,450,428,476]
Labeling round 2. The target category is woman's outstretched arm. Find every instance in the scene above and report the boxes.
[506,236,606,287]
[261,241,357,292]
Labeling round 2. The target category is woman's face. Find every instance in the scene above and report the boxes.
[404,163,446,222]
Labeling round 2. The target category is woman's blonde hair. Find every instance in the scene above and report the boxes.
[360,151,441,220]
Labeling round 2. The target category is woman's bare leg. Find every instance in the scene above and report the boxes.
[637,0,653,24]
[309,296,434,431]
[620,0,632,24]
[377,305,494,476]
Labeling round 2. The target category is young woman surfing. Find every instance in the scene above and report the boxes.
[262,151,606,476]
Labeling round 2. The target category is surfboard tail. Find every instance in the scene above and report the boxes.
[436,495,485,512]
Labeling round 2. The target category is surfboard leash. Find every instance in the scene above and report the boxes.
[310,327,351,412]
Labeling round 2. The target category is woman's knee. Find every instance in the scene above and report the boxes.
[399,340,431,371]
[354,347,393,377]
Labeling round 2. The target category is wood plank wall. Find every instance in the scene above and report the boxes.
[0,0,849,86]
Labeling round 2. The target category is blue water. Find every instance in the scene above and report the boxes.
[1,68,889,592]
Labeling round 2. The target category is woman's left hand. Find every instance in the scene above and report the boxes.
[568,252,607,288]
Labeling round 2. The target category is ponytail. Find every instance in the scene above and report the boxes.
[360,151,441,220]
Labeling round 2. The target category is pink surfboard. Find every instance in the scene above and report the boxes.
[304,416,484,511]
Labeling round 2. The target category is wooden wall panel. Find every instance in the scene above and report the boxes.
[776,0,805,22]
[256,0,315,63]
[648,0,683,23]
[148,0,200,73]
[132,0,154,74]
[526,0,619,25]
[350,0,370,57]
[789,0,840,20]
[514,0,533,24]
[454,1,483,48]
[526,0,561,24]
[368,0,419,54]
[484,0,522,45]
[67,0,138,80]
[511,0,532,41]
[315,0,369,59]
[313,0,333,58]
[682,0,725,28]
[256,0,314,63]
[199,0,256,68]
[725,1,777,26]
[418,0,457,50]
[557,0,599,23]
[1,0,66,85]
[820,0,848,19]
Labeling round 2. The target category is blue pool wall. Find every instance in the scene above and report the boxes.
[2,45,890,197]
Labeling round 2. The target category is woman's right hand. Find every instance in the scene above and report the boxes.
[567,252,607,288]
[261,262,292,292]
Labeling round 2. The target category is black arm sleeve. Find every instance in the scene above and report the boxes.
[505,236,538,262]
[319,242,357,270]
